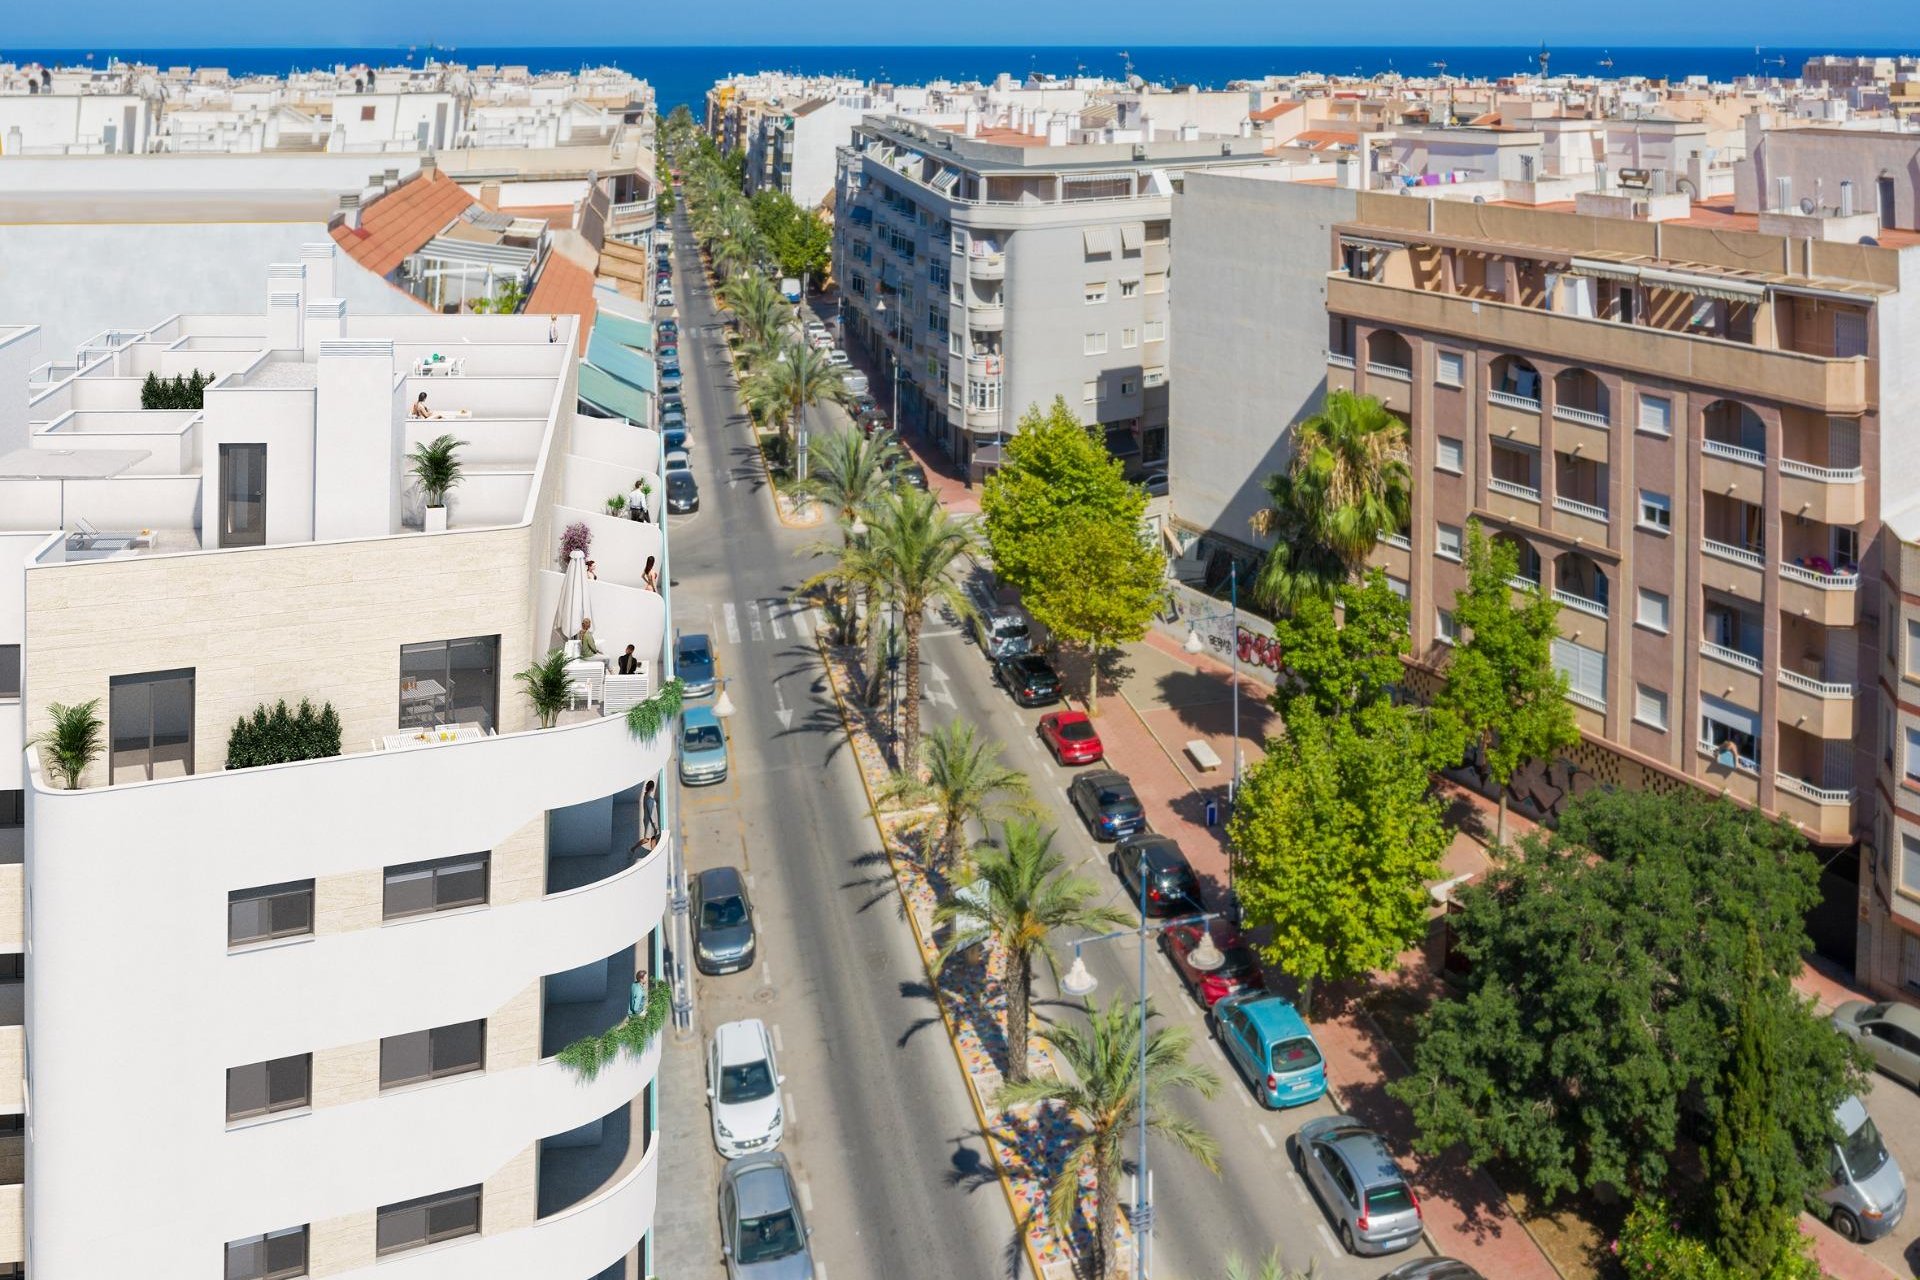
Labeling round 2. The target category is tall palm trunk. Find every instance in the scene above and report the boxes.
[902,607,925,767]
[1094,1138,1121,1279]
[1006,952,1033,1085]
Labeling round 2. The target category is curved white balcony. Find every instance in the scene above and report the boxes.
[970,301,1005,330]
[968,251,1005,280]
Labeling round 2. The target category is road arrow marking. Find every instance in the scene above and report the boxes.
[773,680,794,730]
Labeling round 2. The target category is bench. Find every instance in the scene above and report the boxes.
[1185,740,1222,772]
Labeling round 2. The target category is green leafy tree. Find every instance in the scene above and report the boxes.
[878,719,1031,872]
[740,338,847,451]
[981,397,1146,594]
[1429,521,1578,846]
[996,997,1221,1280]
[772,207,833,281]
[1271,568,1409,720]
[864,490,980,767]
[1392,787,1863,1205]
[932,820,1130,1084]
[1020,512,1166,714]
[1229,697,1447,1016]
[1249,389,1411,610]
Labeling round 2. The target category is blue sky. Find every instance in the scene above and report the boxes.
[8,0,1916,48]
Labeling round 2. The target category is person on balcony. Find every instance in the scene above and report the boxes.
[643,556,661,592]
[618,644,641,676]
[578,617,601,659]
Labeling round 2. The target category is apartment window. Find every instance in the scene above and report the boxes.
[1552,637,1607,706]
[1635,685,1669,731]
[1082,380,1098,403]
[1085,282,1108,305]
[1906,727,1920,786]
[1387,576,1410,600]
[1638,490,1672,532]
[1121,279,1140,298]
[225,1225,309,1280]
[1701,698,1759,769]
[1121,378,1138,397]
[0,792,20,829]
[1435,351,1464,387]
[1907,619,1920,679]
[1636,587,1670,633]
[1436,436,1465,474]
[1145,271,1167,294]
[376,1185,482,1256]
[1084,332,1108,356]
[1143,320,1165,343]
[1638,394,1672,436]
[1902,834,1920,897]
[1905,934,1920,991]
[1144,219,1170,244]
[229,880,315,947]
[399,635,500,733]
[359,106,376,122]
[1436,523,1463,561]
[1436,609,1458,645]
[1144,367,1166,388]
[1122,327,1138,349]
[109,668,195,782]
[227,1054,311,1123]
[384,852,489,919]
[381,1019,487,1089]
[0,645,17,700]
[1892,605,1902,665]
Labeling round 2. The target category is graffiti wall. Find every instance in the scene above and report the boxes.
[1155,580,1283,675]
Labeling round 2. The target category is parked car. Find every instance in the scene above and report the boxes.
[1141,470,1169,497]
[661,409,688,433]
[718,1151,814,1278]
[808,331,834,351]
[666,469,700,514]
[659,322,679,342]
[1212,992,1328,1108]
[658,344,679,363]
[707,1019,785,1157]
[1162,921,1262,1005]
[692,866,755,974]
[1070,770,1146,842]
[680,705,729,786]
[824,348,851,368]
[841,371,870,396]
[994,653,1062,707]
[661,370,684,393]
[1380,1261,1485,1280]
[660,394,683,416]
[663,426,690,455]
[676,632,716,696]
[660,361,683,380]
[972,606,1032,661]
[665,449,692,473]
[1832,1000,1920,1089]
[1111,832,1203,916]
[656,289,675,308]
[1819,1094,1907,1242]
[1037,710,1103,765]
[803,321,829,342]
[1295,1118,1424,1256]
[894,459,928,491]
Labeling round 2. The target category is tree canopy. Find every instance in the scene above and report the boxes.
[1270,568,1410,721]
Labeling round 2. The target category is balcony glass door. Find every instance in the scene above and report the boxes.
[109,668,195,782]
[219,443,267,548]
[399,636,500,734]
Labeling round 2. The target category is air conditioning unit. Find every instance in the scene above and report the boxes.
[1618,168,1651,188]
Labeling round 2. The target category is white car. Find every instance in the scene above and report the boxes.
[824,348,851,368]
[808,332,834,351]
[665,449,691,473]
[656,290,676,308]
[707,1019,785,1158]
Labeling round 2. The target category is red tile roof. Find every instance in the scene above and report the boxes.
[526,252,596,353]
[329,171,477,279]
[1250,102,1301,122]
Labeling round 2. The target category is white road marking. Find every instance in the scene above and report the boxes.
[770,605,788,641]
[1316,1224,1339,1253]
[746,874,757,889]
[1208,1039,1230,1064]
[784,1090,796,1126]
[1025,735,1043,755]
[748,601,765,642]
[771,1023,784,1053]
[811,607,828,635]
[797,1181,814,1213]
[1237,1087,1254,1110]
[760,964,773,989]
[1288,1171,1312,1205]
[724,602,741,644]
[1258,1123,1277,1150]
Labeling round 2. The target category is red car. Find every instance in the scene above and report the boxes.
[1161,922,1265,1007]
[1037,711,1103,765]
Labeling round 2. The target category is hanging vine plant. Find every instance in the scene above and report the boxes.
[555,980,673,1080]
[625,678,685,741]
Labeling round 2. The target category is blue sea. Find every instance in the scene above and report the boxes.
[6,45,1913,110]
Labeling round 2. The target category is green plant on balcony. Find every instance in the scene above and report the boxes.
[516,649,573,729]
[140,369,211,410]
[226,698,342,769]
[556,979,672,1080]
[605,493,627,517]
[31,698,102,790]
[407,433,468,510]
[624,678,684,741]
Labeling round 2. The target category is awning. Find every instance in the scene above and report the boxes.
[1639,267,1766,303]
[1083,225,1117,255]
[1120,222,1145,250]
[1340,235,1408,255]
[1700,694,1757,738]
[1568,256,1642,283]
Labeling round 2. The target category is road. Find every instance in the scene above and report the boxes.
[651,215,1022,1280]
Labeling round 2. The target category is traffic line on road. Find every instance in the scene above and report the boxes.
[1288,1171,1312,1205]
[748,601,765,642]
[1237,1086,1254,1111]
[784,1090,797,1127]
[724,602,741,644]
[771,1023,784,1052]
[769,604,788,641]
[812,607,828,636]
[1316,1224,1339,1253]
[1258,1123,1277,1150]
[797,1180,814,1213]
[760,963,773,989]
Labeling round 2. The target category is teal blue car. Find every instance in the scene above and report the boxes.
[680,706,729,786]
[1212,993,1327,1108]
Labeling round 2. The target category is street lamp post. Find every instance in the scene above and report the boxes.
[1183,562,1243,899]
[1059,860,1224,1280]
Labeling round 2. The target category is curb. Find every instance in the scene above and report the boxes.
[813,634,1054,1280]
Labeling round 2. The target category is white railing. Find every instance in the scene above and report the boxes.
[1779,668,1854,699]
[1565,687,1607,712]
[1365,361,1411,381]
[1507,574,1542,593]
[1327,351,1356,369]
[1775,773,1853,806]
[1488,390,1542,413]
[1553,588,1608,618]
[1488,477,1541,502]
[1700,640,1763,673]
[1703,538,1766,569]
[1779,457,1865,484]
[1700,741,1760,774]
[1702,438,1765,467]
[1553,403,1609,428]
[1553,495,1609,523]
[1381,532,1412,551]
[610,199,655,222]
[1780,561,1859,591]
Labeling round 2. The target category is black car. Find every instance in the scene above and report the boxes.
[666,469,700,513]
[1069,770,1147,842]
[660,394,683,417]
[693,866,756,974]
[1111,833,1203,917]
[995,654,1062,707]
[895,460,930,492]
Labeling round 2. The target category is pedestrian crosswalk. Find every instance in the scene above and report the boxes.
[697,598,963,648]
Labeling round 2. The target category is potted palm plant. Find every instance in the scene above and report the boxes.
[605,493,627,517]
[31,698,103,789]
[408,433,468,532]
[515,649,573,729]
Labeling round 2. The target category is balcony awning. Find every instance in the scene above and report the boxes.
[1120,222,1145,250]
[1568,256,1642,284]
[1701,694,1758,739]
[1082,225,1117,255]
[1341,235,1410,255]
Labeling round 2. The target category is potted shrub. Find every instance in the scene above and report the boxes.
[226,698,342,769]
[515,649,573,728]
[560,521,593,565]
[605,493,627,517]
[31,698,103,789]
[408,433,468,532]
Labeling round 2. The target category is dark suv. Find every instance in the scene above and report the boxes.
[994,654,1062,707]
[1070,770,1146,841]
[1111,833,1203,916]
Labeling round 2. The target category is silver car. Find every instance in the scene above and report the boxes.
[1820,1094,1907,1243]
[1295,1117,1424,1256]
[1381,1261,1483,1280]
[1832,1000,1920,1089]
[719,1151,814,1279]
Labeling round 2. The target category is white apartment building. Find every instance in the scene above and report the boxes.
[833,110,1274,478]
[0,246,677,1277]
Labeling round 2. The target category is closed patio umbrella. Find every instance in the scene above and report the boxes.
[553,548,593,656]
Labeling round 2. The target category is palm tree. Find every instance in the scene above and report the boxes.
[863,490,980,767]
[933,820,1129,1084]
[880,719,1032,872]
[514,649,572,729]
[741,338,848,451]
[408,433,469,511]
[794,428,903,642]
[31,698,103,790]
[997,997,1222,1279]
[1249,389,1411,611]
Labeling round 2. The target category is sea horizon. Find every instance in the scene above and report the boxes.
[8,43,1915,109]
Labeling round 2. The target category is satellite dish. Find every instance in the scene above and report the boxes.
[1473,195,1487,204]
[1799,196,1817,215]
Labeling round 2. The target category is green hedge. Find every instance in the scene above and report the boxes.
[141,370,211,410]
[226,698,342,769]
[556,980,672,1080]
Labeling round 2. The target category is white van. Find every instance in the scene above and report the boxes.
[842,371,870,396]
[1821,1094,1907,1242]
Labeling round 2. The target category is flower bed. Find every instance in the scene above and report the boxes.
[817,640,1127,1280]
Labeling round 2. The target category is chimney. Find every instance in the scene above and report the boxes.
[313,339,403,540]
[964,106,980,137]
[419,151,437,175]
[1239,118,1253,138]
[382,166,399,184]
[1046,113,1068,146]
[338,190,362,230]
[265,262,306,351]
[304,298,346,360]
[1840,179,1855,217]
[1775,175,1793,212]
[300,242,337,298]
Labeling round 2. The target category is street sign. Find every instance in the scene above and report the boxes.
[1204,800,1219,828]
